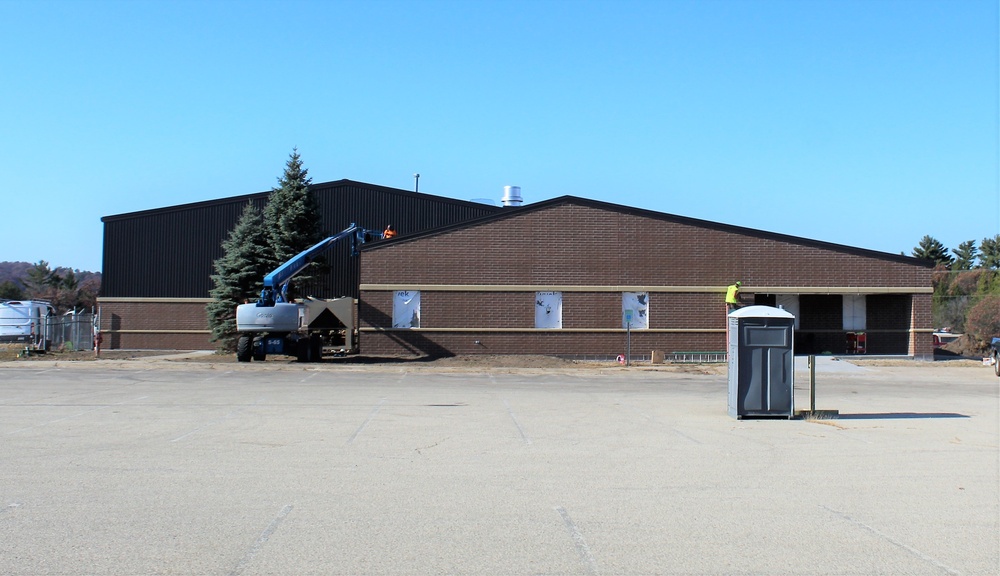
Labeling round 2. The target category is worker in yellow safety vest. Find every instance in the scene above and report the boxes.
[726,281,742,312]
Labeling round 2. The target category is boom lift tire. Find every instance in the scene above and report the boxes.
[994,350,999,377]
[236,335,252,363]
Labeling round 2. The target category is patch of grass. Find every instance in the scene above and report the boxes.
[800,410,846,429]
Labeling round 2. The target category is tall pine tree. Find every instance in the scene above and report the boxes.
[911,235,954,268]
[207,202,270,351]
[262,148,323,294]
[951,240,979,271]
[979,234,1000,270]
[24,260,60,299]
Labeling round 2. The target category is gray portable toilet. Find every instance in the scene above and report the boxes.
[727,305,795,419]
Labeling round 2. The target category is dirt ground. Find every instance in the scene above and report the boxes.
[0,343,988,373]
[0,344,155,363]
[0,343,729,374]
[939,333,990,358]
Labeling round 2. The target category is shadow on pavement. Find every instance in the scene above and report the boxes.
[837,412,969,420]
[321,354,445,364]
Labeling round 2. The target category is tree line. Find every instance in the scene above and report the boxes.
[207,148,324,352]
[910,234,1000,270]
[911,234,1000,348]
[0,261,101,313]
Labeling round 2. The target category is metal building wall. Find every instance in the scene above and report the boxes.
[101,180,502,299]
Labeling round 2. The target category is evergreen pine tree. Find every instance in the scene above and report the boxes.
[60,269,79,291]
[911,235,954,268]
[951,240,979,270]
[0,280,24,300]
[262,148,323,292]
[23,260,65,302]
[207,202,270,352]
[979,234,1000,270]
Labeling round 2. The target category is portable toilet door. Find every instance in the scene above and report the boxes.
[727,305,795,419]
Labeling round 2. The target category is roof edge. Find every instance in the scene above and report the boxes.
[101,179,502,222]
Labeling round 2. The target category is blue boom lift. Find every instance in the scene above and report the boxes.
[234,223,381,362]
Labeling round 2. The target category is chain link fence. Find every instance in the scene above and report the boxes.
[48,311,96,351]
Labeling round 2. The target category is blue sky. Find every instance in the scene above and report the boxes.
[2,0,997,272]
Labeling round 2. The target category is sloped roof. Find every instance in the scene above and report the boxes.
[101,179,500,222]
[363,195,932,267]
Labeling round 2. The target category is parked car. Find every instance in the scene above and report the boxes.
[932,330,961,349]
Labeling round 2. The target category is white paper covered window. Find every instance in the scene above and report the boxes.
[393,290,420,329]
[622,292,649,329]
[535,291,562,329]
[843,295,866,331]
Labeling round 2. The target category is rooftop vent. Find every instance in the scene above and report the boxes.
[501,185,523,207]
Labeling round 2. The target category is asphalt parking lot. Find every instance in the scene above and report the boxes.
[0,358,997,575]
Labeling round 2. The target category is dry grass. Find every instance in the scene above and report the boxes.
[800,411,847,429]
[0,343,171,363]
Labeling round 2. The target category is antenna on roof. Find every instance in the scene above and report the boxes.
[414,173,420,193]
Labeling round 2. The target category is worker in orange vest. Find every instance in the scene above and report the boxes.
[383,225,398,239]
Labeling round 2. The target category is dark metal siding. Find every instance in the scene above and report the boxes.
[101,180,501,299]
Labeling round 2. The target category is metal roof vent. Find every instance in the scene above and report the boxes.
[501,185,523,207]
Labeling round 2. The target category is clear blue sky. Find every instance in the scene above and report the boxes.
[2,0,997,273]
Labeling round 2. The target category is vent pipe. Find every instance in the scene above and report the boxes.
[501,185,523,207]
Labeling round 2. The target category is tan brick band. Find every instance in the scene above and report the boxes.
[361,285,932,294]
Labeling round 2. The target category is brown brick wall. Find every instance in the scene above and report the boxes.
[362,290,730,332]
[911,293,933,358]
[98,300,212,350]
[363,205,930,288]
[360,202,932,357]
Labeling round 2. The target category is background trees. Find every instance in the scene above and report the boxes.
[915,234,1000,347]
[0,261,100,312]
[911,235,954,267]
[978,235,1000,270]
[965,294,1000,347]
[0,280,24,300]
[951,240,979,271]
